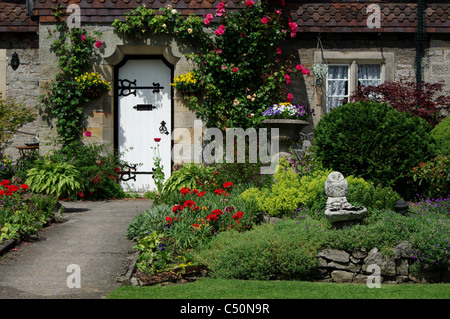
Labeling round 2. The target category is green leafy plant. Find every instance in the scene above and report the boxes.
[25,160,82,198]
[134,231,172,274]
[240,158,401,217]
[0,180,59,242]
[47,141,126,200]
[39,5,105,145]
[313,100,435,199]
[431,115,450,157]
[163,163,215,195]
[151,141,165,196]
[412,156,450,198]
[193,220,321,280]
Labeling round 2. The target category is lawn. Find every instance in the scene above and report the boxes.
[107,278,450,299]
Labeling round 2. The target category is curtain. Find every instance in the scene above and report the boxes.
[358,64,381,87]
[327,65,349,111]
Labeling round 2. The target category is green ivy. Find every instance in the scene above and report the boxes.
[39,5,105,145]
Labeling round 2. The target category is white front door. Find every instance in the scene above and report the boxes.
[117,58,172,192]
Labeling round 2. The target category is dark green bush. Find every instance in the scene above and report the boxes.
[431,116,450,157]
[313,101,435,199]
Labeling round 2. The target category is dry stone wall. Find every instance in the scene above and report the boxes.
[313,241,449,284]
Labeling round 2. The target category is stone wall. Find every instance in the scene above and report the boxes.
[0,33,39,161]
[313,242,449,284]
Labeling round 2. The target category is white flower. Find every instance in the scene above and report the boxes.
[188,28,193,34]
[233,99,239,106]
[162,24,167,29]
[171,9,177,15]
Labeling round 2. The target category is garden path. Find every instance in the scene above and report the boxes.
[0,199,153,299]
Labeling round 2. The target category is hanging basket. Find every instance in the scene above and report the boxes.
[84,87,104,100]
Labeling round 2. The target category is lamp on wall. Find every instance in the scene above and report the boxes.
[11,52,20,71]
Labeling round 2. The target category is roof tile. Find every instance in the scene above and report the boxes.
[25,1,449,34]
[0,1,38,32]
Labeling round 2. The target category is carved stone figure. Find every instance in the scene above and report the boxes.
[324,172,367,223]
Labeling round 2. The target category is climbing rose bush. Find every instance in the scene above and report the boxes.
[113,1,310,129]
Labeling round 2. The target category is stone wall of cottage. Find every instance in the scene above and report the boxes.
[34,27,450,161]
[0,33,40,161]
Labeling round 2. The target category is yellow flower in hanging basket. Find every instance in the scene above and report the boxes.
[170,71,199,95]
[75,72,111,99]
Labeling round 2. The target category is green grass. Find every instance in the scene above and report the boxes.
[107,278,450,299]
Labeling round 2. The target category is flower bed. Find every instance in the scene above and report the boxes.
[127,158,449,285]
[0,179,59,244]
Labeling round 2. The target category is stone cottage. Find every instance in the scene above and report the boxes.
[1,0,449,191]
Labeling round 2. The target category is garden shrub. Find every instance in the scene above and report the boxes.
[313,100,435,199]
[411,155,450,199]
[193,219,322,280]
[431,116,450,157]
[240,161,401,217]
[351,79,450,128]
[48,141,126,200]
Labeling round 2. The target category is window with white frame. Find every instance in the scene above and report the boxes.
[315,51,394,113]
[326,64,350,111]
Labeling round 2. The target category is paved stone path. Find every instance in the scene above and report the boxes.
[0,199,153,299]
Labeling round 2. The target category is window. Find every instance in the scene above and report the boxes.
[314,51,394,113]
[326,64,350,111]
[326,63,382,112]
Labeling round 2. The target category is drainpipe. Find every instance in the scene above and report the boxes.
[415,0,426,89]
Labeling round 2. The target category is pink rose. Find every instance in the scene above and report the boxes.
[203,18,210,25]
[285,74,292,85]
[81,35,86,41]
[215,25,226,36]
[276,47,282,55]
[95,41,102,48]
[287,93,293,103]
[84,131,92,137]
[245,0,254,7]
[296,64,304,71]
[207,14,214,20]
[261,17,268,24]
[232,67,239,73]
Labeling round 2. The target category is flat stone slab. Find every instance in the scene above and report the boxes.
[325,207,367,223]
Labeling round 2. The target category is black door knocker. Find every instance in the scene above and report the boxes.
[159,120,169,135]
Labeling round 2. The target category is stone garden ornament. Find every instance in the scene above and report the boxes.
[324,171,367,223]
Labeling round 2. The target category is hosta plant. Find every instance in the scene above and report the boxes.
[26,160,82,198]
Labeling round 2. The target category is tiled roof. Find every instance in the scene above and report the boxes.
[31,1,449,33]
[34,0,244,23]
[0,1,38,32]
[287,1,449,33]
